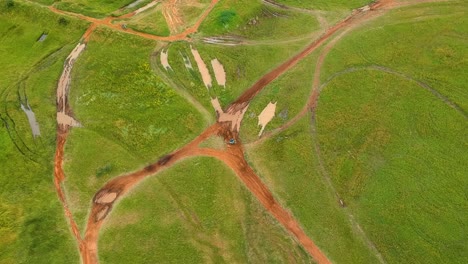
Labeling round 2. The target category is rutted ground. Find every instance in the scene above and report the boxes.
[44,0,460,263]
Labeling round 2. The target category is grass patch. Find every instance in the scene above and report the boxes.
[64,27,206,228]
[53,0,135,18]
[114,4,170,36]
[247,116,381,263]
[274,0,372,10]
[321,1,468,111]
[316,69,467,263]
[198,0,320,40]
[0,2,87,263]
[99,157,312,263]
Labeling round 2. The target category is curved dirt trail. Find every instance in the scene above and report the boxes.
[53,0,447,263]
[48,0,219,42]
[78,2,399,263]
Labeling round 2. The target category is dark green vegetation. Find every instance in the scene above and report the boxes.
[316,1,468,263]
[199,0,319,38]
[99,157,312,263]
[0,2,87,263]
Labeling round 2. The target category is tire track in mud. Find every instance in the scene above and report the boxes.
[48,0,219,42]
[54,0,446,263]
[52,0,219,253]
[77,1,399,263]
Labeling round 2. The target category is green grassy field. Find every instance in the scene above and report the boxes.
[63,27,206,229]
[274,0,372,10]
[99,157,313,263]
[198,0,320,39]
[315,1,467,263]
[53,0,135,18]
[246,116,381,263]
[0,2,87,263]
[239,49,321,143]
[113,4,170,36]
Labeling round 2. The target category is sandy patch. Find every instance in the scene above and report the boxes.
[57,43,86,112]
[95,206,110,222]
[95,192,118,204]
[211,58,226,87]
[258,102,276,137]
[211,97,248,131]
[57,112,81,127]
[160,49,171,70]
[190,46,212,88]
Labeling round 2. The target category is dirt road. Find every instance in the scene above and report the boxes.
[51,0,437,263]
[49,0,218,42]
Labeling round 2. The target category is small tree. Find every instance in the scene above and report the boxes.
[58,17,69,26]
[6,0,15,8]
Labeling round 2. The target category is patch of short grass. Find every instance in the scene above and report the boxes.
[247,115,380,263]
[321,1,468,111]
[53,0,135,18]
[316,69,467,263]
[0,2,87,263]
[114,4,170,36]
[274,0,372,10]
[99,157,313,263]
[64,28,206,228]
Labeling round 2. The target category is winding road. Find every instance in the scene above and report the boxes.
[48,0,445,263]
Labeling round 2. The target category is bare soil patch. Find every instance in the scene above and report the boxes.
[211,58,226,87]
[190,46,212,88]
[258,102,276,137]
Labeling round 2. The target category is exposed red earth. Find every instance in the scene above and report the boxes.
[50,0,443,263]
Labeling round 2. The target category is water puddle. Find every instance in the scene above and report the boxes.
[37,33,48,42]
[160,49,171,70]
[211,58,226,87]
[125,0,145,9]
[258,102,276,137]
[21,103,41,137]
[190,46,212,88]
[180,52,193,71]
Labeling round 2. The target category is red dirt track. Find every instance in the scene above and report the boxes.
[50,0,437,263]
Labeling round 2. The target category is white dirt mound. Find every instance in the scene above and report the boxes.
[258,102,276,137]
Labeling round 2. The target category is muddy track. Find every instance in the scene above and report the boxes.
[48,0,219,42]
[77,1,399,263]
[51,0,448,263]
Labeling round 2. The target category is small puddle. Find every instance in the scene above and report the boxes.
[180,52,193,71]
[37,33,48,42]
[160,49,171,70]
[21,103,41,138]
[190,46,212,88]
[125,0,145,9]
[258,102,276,137]
[211,58,226,87]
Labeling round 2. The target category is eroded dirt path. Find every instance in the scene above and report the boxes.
[49,0,219,42]
[77,2,402,263]
[52,0,444,263]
